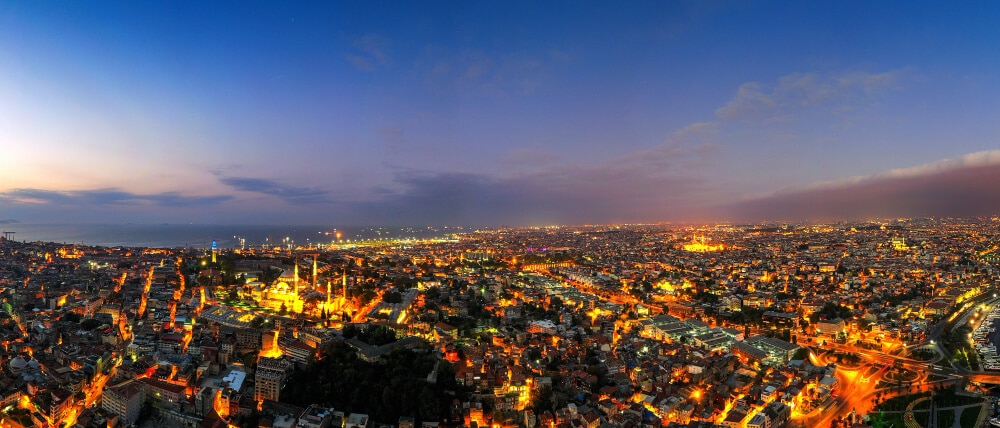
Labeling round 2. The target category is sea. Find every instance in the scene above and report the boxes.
[0,223,465,249]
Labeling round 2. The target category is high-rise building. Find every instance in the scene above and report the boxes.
[255,356,294,403]
[103,380,145,425]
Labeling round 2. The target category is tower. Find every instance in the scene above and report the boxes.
[326,281,332,307]
[312,256,318,289]
[293,262,299,296]
[211,240,218,264]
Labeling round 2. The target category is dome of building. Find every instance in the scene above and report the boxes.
[9,356,27,371]
[27,360,40,369]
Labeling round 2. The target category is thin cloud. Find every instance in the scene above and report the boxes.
[357,159,712,226]
[715,82,775,120]
[728,151,1000,221]
[215,175,331,204]
[715,68,908,121]
[0,188,232,207]
[345,34,390,71]
[417,47,552,97]
[772,150,1000,194]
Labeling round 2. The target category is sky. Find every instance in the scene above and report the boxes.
[2,1,1000,226]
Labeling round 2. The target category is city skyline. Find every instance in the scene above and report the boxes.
[3,1,1000,225]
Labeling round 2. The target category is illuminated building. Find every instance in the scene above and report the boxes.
[891,236,909,251]
[319,271,352,318]
[140,377,186,405]
[732,336,801,366]
[261,330,281,358]
[682,235,725,252]
[279,340,316,365]
[48,388,73,423]
[815,318,846,337]
[345,413,370,428]
[211,240,218,264]
[254,264,305,313]
[254,356,294,402]
[103,380,145,425]
[297,404,335,428]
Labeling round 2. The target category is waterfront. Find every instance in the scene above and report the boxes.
[2,223,460,249]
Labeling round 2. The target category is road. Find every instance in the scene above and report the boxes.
[795,288,1000,426]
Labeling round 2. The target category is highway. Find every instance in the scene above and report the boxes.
[793,288,1000,426]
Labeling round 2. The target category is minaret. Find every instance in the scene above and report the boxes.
[342,271,347,301]
[211,240,218,264]
[294,262,299,296]
[312,256,318,289]
[326,281,332,307]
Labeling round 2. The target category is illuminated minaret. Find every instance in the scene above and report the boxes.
[293,262,299,296]
[312,256,318,290]
[211,240,218,264]
[326,281,332,306]
[342,270,347,302]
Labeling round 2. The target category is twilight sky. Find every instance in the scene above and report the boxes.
[2,1,1000,226]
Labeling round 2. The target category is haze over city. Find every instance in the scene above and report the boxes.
[2,1,1000,225]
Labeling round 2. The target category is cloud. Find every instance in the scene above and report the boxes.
[727,151,1000,221]
[215,175,331,204]
[715,82,775,120]
[501,148,560,170]
[356,151,713,226]
[0,188,232,207]
[345,34,390,71]
[416,47,551,97]
[379,126,403,146]
[715,68,908,121]
[609,123,718,172]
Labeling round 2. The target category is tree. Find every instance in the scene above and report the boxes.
[249,317,266,328]
[383,291,403,304]
[80,318,102,330]
[261,266,282,287]
[197,275,213,287]
[533,385,554,413]
[811,302,853,322]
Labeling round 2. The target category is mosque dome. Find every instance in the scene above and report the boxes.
[9,356,27,371]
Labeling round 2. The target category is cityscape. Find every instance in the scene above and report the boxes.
[5,2,1000,428]
[1,220,1000,428]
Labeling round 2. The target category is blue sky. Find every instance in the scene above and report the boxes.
[2,1,1000,225]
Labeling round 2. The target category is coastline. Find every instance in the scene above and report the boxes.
[0,223,460,249]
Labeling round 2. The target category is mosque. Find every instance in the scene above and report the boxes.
[249,257,352,317]
[251,260,312,313]
[682,235,725,252]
